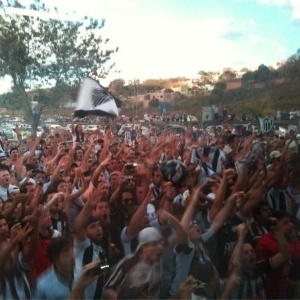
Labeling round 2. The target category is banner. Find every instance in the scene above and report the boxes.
[259,117,274,133]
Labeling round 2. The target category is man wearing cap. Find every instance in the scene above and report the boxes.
[268,150,282,166]
[103,210,187,299]
[108,141,119,159]
[102,227,163,299]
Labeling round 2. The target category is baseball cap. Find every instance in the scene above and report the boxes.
[269,150,281,160]
[8,185,20,194]
[86,215,101,228]
[135,227,163,252]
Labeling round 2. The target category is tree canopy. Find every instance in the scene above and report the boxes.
[0,0,118,134]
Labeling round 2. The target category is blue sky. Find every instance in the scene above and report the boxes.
[1,0,300,91]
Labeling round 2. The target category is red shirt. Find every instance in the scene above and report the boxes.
[255,233,291,298]
[30,237,52,288]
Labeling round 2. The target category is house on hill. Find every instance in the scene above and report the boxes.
[226,80,242,90]
[132,91,174,108]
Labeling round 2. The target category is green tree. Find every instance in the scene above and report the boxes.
[0,0,117,136]
[239,99,273,120]
[212,81,226,97]
[219,70,236,81]
[108,79,125,95]
[254,64,273,87]
[241,70,255,88]
[282,49,300,79]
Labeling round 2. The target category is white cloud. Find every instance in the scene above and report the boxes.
[269,41,287,53]
[100,16,252,84]
[257,0,300,19]
[250,35,264,43]
[258,0,287,4]
[276,46,286,53]
[290,0,300,19]
[248,18,256,26]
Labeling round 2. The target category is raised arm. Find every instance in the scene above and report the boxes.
[209,168,235,221]
[98,131,111,163]
[125,189,151,239]
[240,169,268,218]
[67,262,100,299]
[210,191,242,232]
[72,182,98,242]
[91,156,111,187]
[160,209,188,247]
[268,220,290,269]
[21,207,43,264]
[0,223,32,273]
[180,186,202,230]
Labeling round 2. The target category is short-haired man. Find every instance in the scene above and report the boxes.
[34,236,75,299]
[0,166,14,202]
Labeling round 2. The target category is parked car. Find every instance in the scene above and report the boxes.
[22,126,43,137]
[84,124,99,132]
[0,127,18,141]
[187,115,198,122]
[161,124,187,136]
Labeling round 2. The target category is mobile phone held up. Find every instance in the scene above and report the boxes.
[89,263,110,276]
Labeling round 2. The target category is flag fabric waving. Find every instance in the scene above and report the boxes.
[190,146,225,177]
[74,78,121,118]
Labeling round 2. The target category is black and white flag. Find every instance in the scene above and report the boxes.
[74,78,121,118]
[190,146,225,177]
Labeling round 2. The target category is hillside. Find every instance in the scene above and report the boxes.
[146,79,300,122]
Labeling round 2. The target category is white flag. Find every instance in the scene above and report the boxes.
[74,78,120,118]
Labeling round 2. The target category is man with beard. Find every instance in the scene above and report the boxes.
[103,209,187,300]
[73,183,110,299]
[103,227,164,299]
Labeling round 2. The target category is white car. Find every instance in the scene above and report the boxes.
[1,127,18,141]
[84,124,99,131]
[187,115,198,122]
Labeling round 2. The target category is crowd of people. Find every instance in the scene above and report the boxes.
[0,115,300,299]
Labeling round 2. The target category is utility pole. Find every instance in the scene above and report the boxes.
[129,78,139,116]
